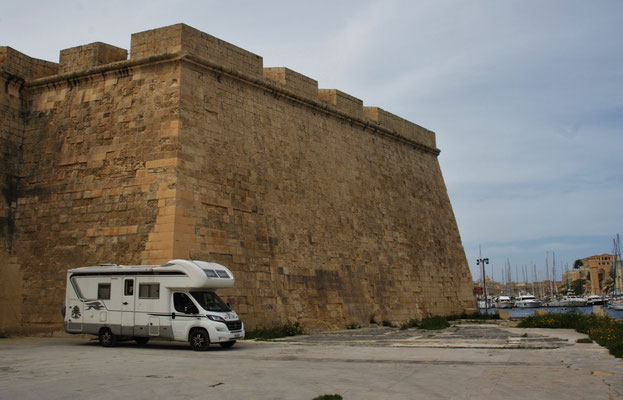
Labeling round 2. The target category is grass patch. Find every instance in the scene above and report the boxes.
[245,321,304,340]
[577,337,593,343]
[518,313,623,358]
[400,319,418,330]
[418,316,450,330]
[313,395,342,400]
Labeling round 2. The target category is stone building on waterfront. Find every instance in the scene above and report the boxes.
[1,24,476,335]
[563,253,619,295]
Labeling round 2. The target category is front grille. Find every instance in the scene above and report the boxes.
[225,320,242,331]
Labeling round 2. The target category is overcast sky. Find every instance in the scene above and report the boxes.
[2,0,622,283]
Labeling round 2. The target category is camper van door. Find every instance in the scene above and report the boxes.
[121,278,135,335]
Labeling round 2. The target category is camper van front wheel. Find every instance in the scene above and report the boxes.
[189,329,210,351]
[98,328,117,347]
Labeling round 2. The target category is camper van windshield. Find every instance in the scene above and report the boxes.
[190,291,231,312]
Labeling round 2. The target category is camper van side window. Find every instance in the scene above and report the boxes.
[97,283,111,300]
[124,279,134,296]
[139,283,160,299]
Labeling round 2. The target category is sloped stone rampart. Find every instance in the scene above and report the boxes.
[0,24,475,334]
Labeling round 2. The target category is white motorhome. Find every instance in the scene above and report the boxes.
[63,259,244,351]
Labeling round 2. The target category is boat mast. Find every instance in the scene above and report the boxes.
[532,263,538,298]
[545,252,551,298]
[553,252,558,297]
[614,234,621,297]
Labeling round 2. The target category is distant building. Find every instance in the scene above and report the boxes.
[562,254,615,295]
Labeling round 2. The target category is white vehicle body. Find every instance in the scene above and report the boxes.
[63,259,244,350]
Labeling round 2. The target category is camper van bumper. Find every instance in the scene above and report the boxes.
[64,320,83,334]
[205,321,245,343]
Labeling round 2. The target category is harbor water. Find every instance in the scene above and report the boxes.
[479,306,623,320]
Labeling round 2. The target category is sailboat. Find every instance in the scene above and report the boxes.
[607,234,623,310]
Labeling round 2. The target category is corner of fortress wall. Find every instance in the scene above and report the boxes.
[0,24,475,334]
[1,47,60,334]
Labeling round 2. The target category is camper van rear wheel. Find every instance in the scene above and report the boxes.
[189,329,210,351]
[98,328,117,347]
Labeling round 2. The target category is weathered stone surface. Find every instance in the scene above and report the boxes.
[59,42,127,74]
[0,24,475,334]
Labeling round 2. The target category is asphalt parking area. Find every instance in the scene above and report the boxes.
[1,323,622,399]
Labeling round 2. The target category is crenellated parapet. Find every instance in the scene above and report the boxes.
[59,42,127,75]
[318,89,364,120]
[263,67,318,100]
[130,24,263,77]
[4,24,437,154]
[364,107,436,149]
[0,46,58,81]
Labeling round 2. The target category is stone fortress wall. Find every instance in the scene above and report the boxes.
[0,24,475,334]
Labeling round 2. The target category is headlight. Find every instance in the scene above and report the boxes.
[207,315,225,322]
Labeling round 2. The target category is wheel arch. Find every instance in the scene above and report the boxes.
[188,326,210,342]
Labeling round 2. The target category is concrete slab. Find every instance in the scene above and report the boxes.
[1,322,622,399]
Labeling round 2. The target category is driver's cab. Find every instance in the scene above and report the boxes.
[172,291,232,316]
[170,290,243,345]
[173,292,199,315]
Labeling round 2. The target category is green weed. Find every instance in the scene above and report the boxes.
[418,316,450,330]
[245,321,304,340]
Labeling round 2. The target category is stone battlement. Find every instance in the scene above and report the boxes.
[59,42,127,74]
[0,46,58,80]
[130,24,263,77]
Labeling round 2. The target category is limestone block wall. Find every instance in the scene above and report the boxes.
[1,24,475,334]
[177,58,473,329]
[1,47,61,333]
[1,45,182,333]
[166,25,474,329]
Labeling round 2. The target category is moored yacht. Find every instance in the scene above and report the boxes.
[514,293,541,308]
[560,291,587,307]
[495,295,513,309]
[608,295,623,310]
[586,295,605,306]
